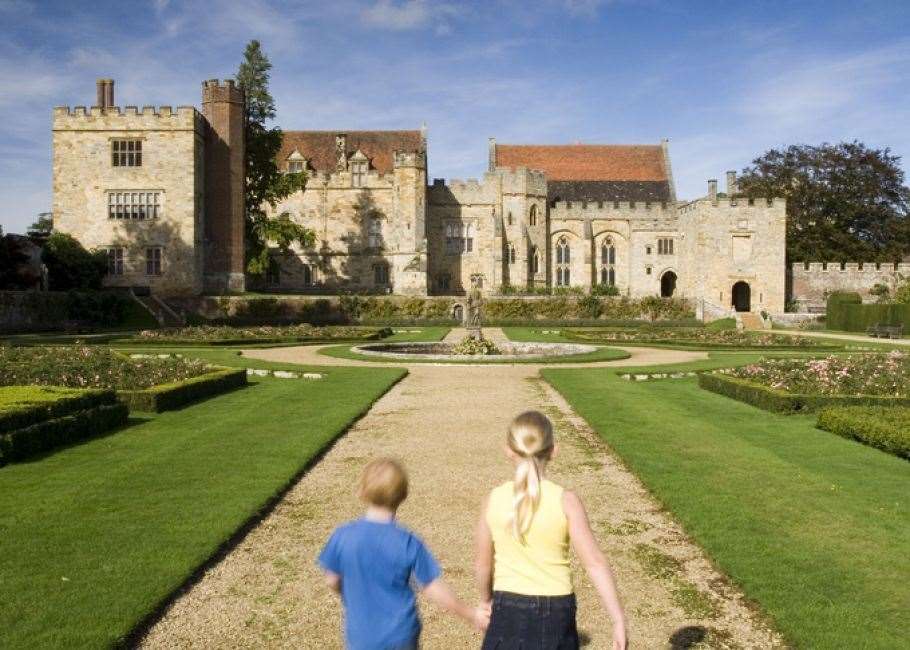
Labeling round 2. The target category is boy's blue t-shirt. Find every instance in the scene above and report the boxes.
[318,518,441,650]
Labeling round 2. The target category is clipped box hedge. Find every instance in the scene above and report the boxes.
[697,372,910,414]
[0,387,128,465]
[0,386,115,432]
[117,366,247,412]
[826,291,910,333]
[817,406,910,459]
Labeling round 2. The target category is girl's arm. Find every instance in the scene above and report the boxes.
[563,489,628,650]
[422,579,490,631]
[474,494,494,604]
[322,570,341,595]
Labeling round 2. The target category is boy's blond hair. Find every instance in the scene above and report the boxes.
[359,458,409,509]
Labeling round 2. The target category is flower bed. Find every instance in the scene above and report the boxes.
[0,346,212,390]
[450,336,500,355]
[131,324,392,345]
[817,406,910,459]
[568,327,832,349]
[0,386,128,465]
[698,352,910,413]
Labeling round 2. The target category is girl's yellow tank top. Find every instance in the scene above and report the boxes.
[486,479,572,596]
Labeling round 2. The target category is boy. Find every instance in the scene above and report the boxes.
[319,458,489,649]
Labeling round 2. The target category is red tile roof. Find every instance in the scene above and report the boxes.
[494,144,668,182]
[278,130,423,174]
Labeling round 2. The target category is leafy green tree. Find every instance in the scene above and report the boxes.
[894,275,910,304]
[42,232,107,290]
[738,142,910,262]
[236,39,313,275]
[29,212,53,235]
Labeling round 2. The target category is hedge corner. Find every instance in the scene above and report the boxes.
[117,367,248,413]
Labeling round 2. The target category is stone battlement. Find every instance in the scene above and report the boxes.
[427,166,546,205]
[550,199,675,220]
[306,168,396,188]
[792,261,910,274]
[53,105,200,131]
[492,166,547,195]
[678,197,784,213]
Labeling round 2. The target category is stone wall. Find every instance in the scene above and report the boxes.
[53,105,206,296]
[790,262,910,310]
[677,197,787,314]
[264,154,427,295]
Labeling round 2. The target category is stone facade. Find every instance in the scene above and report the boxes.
[791,262,910,311]
[52,79,243,297]
[52,76,793,314]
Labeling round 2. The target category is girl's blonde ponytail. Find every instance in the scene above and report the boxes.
[507,411,555,541]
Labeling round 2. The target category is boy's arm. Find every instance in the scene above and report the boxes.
[563,489,627,650]
[474,495,494,603]
[422,578,489,631]
[323,570,341,595]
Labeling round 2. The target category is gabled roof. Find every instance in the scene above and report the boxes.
[278,130,424,174]
[494,144,668,182]
[494,142,675,203]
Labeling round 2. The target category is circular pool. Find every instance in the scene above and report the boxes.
[351,341,598,361]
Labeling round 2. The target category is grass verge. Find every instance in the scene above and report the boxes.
[0,351,405,648]
[542,367,909,649]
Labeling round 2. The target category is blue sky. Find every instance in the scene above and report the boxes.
[2,0,909,232]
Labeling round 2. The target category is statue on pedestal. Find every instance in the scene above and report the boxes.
[466,276,484,338]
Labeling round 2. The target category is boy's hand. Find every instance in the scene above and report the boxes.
[472,601,491,631]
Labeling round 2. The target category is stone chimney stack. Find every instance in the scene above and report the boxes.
[488,137,496,172]
[708,179,718,203]
[335,133,347,171]
[96,79,114,110]
[726,170,738,196]
[202,78,246,294]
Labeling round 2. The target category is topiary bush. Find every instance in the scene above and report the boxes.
[118,367,247,412]
[816,406,910,459]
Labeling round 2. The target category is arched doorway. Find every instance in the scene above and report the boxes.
[452,304,464,323]
[660,271,677,297]
[732,281,751,312]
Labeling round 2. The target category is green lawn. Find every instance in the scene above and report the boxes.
[0,351,405,648]
[542,367,910,649]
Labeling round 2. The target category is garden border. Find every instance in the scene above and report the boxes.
[1,390,128,465]
[817,406,910,459]
[117,367,248,412]
[697,372,910,414]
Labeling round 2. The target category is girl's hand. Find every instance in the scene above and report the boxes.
[473,601,492,631]
[612,626,628,649]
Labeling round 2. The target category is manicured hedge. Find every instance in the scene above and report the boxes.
[826,292,910,332]
[817,406,910,459]
[117,367,247,412]
[697,372,910,414]
[0,388,128,465]
[0,386,114,432]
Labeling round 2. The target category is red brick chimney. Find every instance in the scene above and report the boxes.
[202,79,246,293]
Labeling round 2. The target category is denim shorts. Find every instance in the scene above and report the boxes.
[481,591,579,650]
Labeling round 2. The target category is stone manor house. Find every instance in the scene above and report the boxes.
[53,78,791,315]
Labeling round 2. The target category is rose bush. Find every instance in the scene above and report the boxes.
[450,336,500,355]
[135,324,390,343]
[570,328,825,348]
[727,352,910,397]
[0,346,211,390]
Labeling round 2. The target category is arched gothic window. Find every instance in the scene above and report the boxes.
[529,204,538,226]
[507,211,513,226]
[529,246,539,275]
[555,237,570,286]
[600,237,616,286]
[507,243,516,264]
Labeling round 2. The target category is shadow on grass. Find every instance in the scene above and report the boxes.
[117,371,408,648]
[8,416,151,468]
[669,625,707,648]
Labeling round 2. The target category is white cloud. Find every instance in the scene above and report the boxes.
[361,0,430,29]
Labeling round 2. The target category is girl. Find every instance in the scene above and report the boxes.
[475,411,628,650]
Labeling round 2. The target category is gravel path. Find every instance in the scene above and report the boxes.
[141,338,781,649]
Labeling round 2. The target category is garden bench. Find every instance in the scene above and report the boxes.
[866,323,903,339]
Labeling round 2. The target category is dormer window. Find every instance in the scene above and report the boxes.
[286,150,306,174]
[350,151,369,187]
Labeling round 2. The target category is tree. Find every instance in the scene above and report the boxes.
[29,212,53,235]
[738,142,910,262]
[236,40,313,275]
[42,232,107,290]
